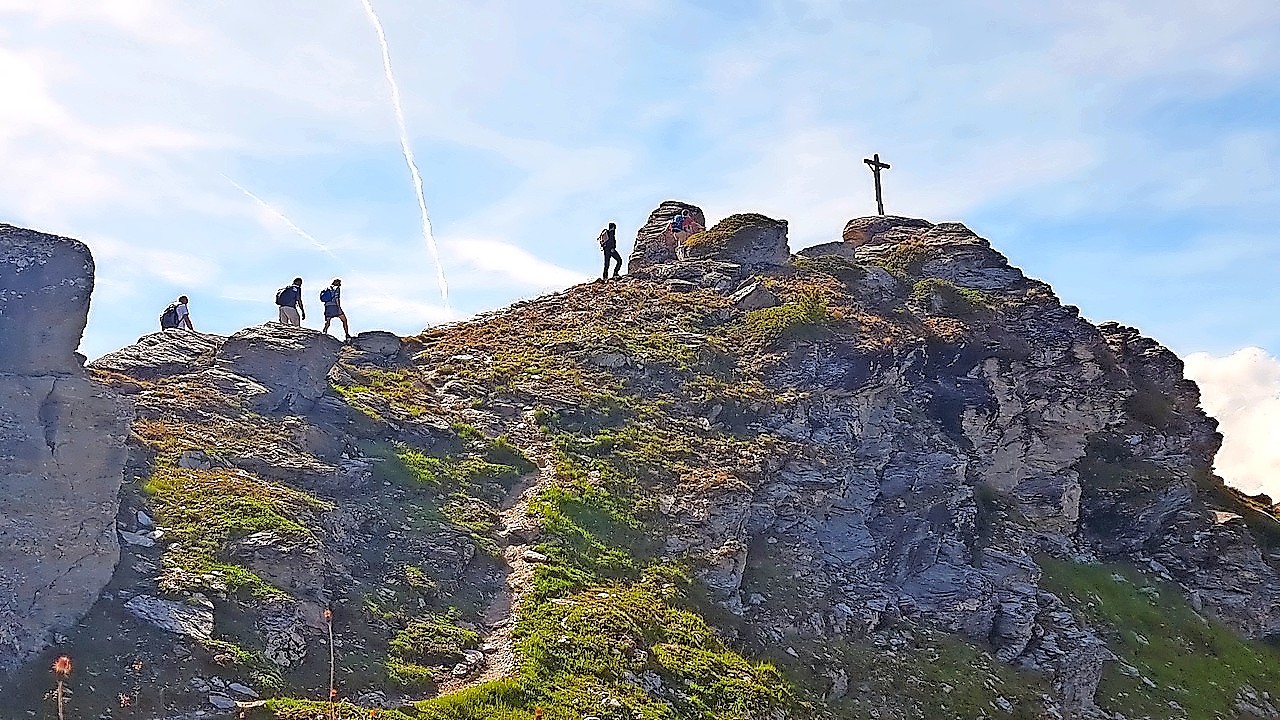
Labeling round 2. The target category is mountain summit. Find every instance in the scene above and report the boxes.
[4,208,1279,719]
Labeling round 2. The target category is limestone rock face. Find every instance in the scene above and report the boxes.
[842,215,933,248]
[213,323,343,412]
[0,226,131,676]
[0,225,95,375]
[627,200,705,275]
[89,330,224,380]
[680,213,790,268]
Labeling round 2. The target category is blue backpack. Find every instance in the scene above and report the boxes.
[672,214,686,232]
[320,287,337,303]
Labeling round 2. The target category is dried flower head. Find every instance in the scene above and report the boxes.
[52,656,72,678]
[330,687,338,699]
[323,608,333,620]
[533,708,544,720]
[118,693,133,707]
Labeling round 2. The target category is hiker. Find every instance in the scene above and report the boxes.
[598,222,622,282]
[159,296,193,331]
[320,279,351,342]
[275,277,306,326]
[666,209,702,242]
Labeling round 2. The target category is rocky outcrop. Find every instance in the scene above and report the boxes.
[89,330,223,380]
[627,200,705,275]
[0,225,131,675]
[212,324,342,412]
[10,213,1279,719]
[842,215,933,247]
[0,225,96,375]
[680,213,790,267]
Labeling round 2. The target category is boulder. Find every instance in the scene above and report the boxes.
[89,331,224,380]
[627,201,706,275]
[680,213,790,268]
[841,216,933,248]
[0,225,132,677]
[351,331,403,357]
[730,282,781,311]
[213,324,343,412]
[123,594,214,640]
[0,224,95,375]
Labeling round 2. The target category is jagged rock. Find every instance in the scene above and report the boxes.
[208,694,236,710]
[627,200,705,275]
[730,282,780,311]
[123,594,214,640]
[179,449,214,470]
[213,323,342,412]
[88,331,223,380]
[0,225,132,677]
[118,529,156,547]
[0,224,95,375]
[841,215,933,247]
[228,682,258,698]
[229,531,328,593]
[679,213,790,268]
[258,604,308,668]
[352,331,402,356]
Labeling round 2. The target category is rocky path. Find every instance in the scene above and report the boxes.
[435,442,552,694]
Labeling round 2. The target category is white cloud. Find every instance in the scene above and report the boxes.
[1185,347,1280,499]
[445,238,589,290]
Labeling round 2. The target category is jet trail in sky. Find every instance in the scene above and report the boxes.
[222,174,340,261]
[359,0,451,309]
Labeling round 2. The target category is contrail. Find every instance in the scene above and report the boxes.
[222,174,341,261]
[358,0,451,309]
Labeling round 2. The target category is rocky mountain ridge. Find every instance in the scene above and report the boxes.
[3,209,1280,720]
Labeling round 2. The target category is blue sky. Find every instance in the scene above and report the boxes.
[1,0,1277,493]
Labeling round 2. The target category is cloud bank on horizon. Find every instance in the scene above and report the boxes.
[0,1,1277,492]
[1186,348,1280,499]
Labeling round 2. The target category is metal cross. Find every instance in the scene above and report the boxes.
[863,153,891,216]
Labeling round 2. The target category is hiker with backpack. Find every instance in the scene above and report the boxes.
[159,296,193,331]
[275,278,306,326]
[320,279,351,342]
[598,222,622,283]
[666,209,702,242]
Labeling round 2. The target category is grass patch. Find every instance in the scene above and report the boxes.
[911,278,993,317]
[514,575,797,718]
[143,465,329,597]
[413,679,535,720]
[684,212,784,251]
[263,699,417,719]
[201,639,285,691]
[735,287,831,345]
[332,367,435,417]
[873,240,934,278]
[790,254,867,284]
[1041,558,1280,718]
[385,614,480,688]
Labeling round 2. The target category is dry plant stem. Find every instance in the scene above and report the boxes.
[56,679,65,720]
[326,610,336,720]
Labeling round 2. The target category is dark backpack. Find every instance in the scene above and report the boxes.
[276,285,299,307]
[159,303,180,330]
[672,214,686,232]
[597,228,609,249]
[319,287,337,303]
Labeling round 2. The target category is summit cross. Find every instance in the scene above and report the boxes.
[863,153,891,216]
